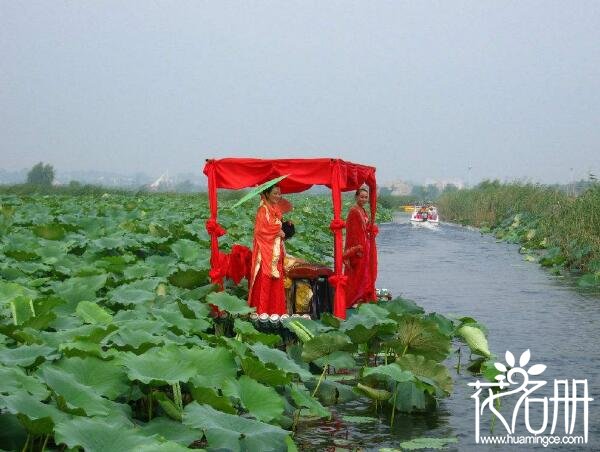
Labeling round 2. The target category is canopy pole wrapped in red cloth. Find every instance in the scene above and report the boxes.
[203,158,378,319]
[204,163,226,288]
[329,160,348,318]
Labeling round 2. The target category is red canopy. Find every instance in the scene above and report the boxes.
[203,158,378,319]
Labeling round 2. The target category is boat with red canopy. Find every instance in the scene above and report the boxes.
[203,158,379,320]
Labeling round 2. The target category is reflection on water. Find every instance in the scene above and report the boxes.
[296,213,600,451]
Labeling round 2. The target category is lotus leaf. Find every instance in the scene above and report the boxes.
[2,233,39,261]
[59,340,105,358]
[383,297,425,315]
[314,351,356,369]
[75,300,113,325]
[145,255,179,277]
[386,314,451,362]
[301,331,352,362]
[222,375,284,422]
[342,415,378,424]
[180,283,218,303]
[0,281,37,305]
[363,363,414,384]
[50,254,88,276]
[94,253,136,275]
[108,279,160,306]
[32,223,65,240]
[44,324,112,350]
[10,295,35,325]
[0,365,49,399]
[190,385,237,414]
[183,402,290,452]
[456,324,491,358]
[126,344,236,386]
[234,319,281,346]
[123,263,157,280]
[355,382,392,401]
[424,312,455,337]
[283,316,333,337]
[392,381,431,412]
[339,306,396,344]
[399,436,458,450]
[0,393,67,434]
[51,274,108,313]
[49,314,85,331]
[14,261,51,275]
[289,385,330,419]
[162,330,208,348]
[0,413,27,451]
[140,417,200,446]
[186,347,238,388]
[54,356,129,399]
[0,344,58,367]
[249,343,312,381]
[184,222,211,243]
[216,336,250,357]
[38,365,113,416]
[171,239,210,265]
[0,264,25,281]
[206,291,254,315]
[123,345,199,385]
[240,357,292,386]
[152,306,211,334]
[307,380,359,405]
[319,312,341,329]
[90,235,128,250]
[54,416,187,452]
[168,267,210,289]
[396,354,453,395]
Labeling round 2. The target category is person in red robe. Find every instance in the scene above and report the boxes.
[343,187,375,307]
[248,185,288,315]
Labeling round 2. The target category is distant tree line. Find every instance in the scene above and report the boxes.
[0,162,205,196]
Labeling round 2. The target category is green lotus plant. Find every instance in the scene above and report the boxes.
[0,192,488,451]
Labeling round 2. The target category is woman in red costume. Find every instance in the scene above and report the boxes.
[248,185,288,315]
[343,187,375,308]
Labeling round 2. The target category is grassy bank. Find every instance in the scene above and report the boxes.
[437,181,600,288]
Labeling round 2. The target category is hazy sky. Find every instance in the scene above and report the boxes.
[2,1,599,184]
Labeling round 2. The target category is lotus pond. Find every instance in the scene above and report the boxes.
[0,194,494,451]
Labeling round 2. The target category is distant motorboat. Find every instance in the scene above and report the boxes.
[410,205,440,226]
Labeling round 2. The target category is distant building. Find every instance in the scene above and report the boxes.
[425,179,465,191]
[386,180,412,196]
[148,173,174,191]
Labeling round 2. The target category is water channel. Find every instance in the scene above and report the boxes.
[296,213,600,451]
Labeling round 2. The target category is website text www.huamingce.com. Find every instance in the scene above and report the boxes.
[478,435,585,447]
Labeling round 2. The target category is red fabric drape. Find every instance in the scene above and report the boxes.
[203,158,378,319]
[329,160,347,319]
[205,163,225,288]
[203,158,376,193]
[227,245,252,284]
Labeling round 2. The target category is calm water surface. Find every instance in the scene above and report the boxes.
[296,214,600,451]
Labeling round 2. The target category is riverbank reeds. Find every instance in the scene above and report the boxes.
[437,181,600,287]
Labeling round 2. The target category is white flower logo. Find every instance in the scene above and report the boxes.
[493,349,546,387]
